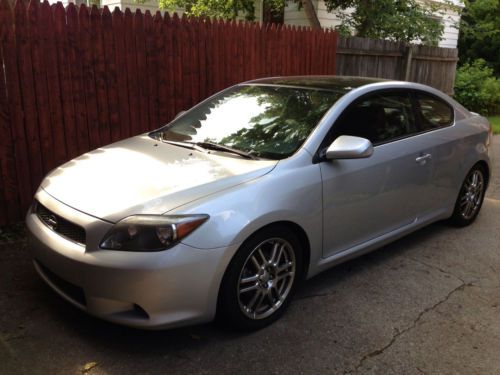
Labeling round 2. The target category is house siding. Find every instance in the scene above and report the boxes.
[100,0,174,14]
[281,0,462,48]
[315,1,345,29]
[282,0,312,27]
[439,10,461,48]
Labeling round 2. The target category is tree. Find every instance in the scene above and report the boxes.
[158,0,257,20]
[458,0,500,74]
[324,0,457,45]
[157,0,320,26]
[454,59,500,115]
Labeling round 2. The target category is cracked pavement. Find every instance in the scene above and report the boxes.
[1,136,499,374]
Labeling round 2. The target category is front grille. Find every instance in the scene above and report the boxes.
[35,260,86,307]
[35,201,86,245]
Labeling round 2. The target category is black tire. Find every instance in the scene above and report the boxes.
[216,225,303,331]
[449,164,487,227]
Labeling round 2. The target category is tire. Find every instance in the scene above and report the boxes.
[216,225,303,331]
[449,164,487,227]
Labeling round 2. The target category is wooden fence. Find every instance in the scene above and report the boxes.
[337,37,458,94]
[0,0,337,226]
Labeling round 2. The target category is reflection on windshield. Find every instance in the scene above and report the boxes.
[153,85,343,160]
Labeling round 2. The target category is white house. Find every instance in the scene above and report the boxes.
[268,0,463,48]
[51,0,463,48]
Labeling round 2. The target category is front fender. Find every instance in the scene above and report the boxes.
[168,160,324,262]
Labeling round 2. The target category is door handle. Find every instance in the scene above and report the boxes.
[415,153,432,164]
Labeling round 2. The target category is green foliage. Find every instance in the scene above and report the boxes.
[156,0,293,20]
[454,59,500,115]
[488,116,500,134]
[458,0,500,75]
[324,0,456,45]
[158,0,260,19]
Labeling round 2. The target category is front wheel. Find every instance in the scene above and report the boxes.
[217,226,303,331]
[449,164,487,227]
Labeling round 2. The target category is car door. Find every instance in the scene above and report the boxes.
[410,91,458,217]
[320,90,433,258]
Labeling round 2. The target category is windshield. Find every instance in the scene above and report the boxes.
[152,85,344,160]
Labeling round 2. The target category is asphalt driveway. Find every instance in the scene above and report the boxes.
[1,136,499,375]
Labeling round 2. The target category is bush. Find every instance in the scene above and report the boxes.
[454,59,500,115]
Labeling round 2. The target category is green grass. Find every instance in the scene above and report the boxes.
[488,116,500,134]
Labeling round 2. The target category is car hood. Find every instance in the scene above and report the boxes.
[41,135,277,222]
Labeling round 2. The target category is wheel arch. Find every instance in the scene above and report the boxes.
[449,159,490,227]
[227,220,311,281]
[259,221,311,281]
[215,220,312,318]
[475,160,490,187]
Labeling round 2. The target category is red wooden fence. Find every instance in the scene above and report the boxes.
[0,0,337,226]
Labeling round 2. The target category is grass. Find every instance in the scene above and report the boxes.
[488,116,500,134]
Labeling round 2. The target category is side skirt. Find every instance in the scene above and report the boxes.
[308,208,451,278]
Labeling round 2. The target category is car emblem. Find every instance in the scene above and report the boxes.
[46,214,58,230]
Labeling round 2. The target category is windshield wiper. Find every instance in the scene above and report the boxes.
[162,140,207,153]
[154,134,260,160]
[186,141,260,160]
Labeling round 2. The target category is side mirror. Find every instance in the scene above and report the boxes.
[325,135,373,160]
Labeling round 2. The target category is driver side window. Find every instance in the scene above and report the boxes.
[333,92,417,145]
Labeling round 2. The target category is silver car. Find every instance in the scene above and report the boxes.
[26,76,493,330]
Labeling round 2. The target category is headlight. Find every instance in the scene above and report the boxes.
[100,214,209,252]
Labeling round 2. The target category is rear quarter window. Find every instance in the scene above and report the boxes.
[415,92,454,131]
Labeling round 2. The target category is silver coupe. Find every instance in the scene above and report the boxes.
[26,76,493,330]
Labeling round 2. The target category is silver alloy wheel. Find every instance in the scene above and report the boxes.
[460,169,484,220]
[237,238,296,320]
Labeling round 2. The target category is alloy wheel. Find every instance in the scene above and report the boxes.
[237,238,296,320]
[459,169,484,220]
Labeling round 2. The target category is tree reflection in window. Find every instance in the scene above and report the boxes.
[158,85,343,160]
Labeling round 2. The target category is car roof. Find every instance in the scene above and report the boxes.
[244,75,391,92]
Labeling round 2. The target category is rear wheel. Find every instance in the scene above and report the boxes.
[449,164,487,227]
[217,226,302,331]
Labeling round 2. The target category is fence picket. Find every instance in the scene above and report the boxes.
[123,8,140,137]
[179,15,191,111]
[2,0,32,216]
[0,0,21,221]
[54,3,79,161]
[40,2,66,166]
[154,11,168,125]
[15,0,43,193]
[79,4,100,150]
[162,13,175,121]
[102,6,121,142]
[91,5,111,144]
[197,17,207,100]
[112,8,131,138]
[134,9,150,133]
[171,14,183,114]
[144,11,159,130]
[66,3,90,155]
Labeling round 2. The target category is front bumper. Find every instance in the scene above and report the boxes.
[26,189,238,329]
